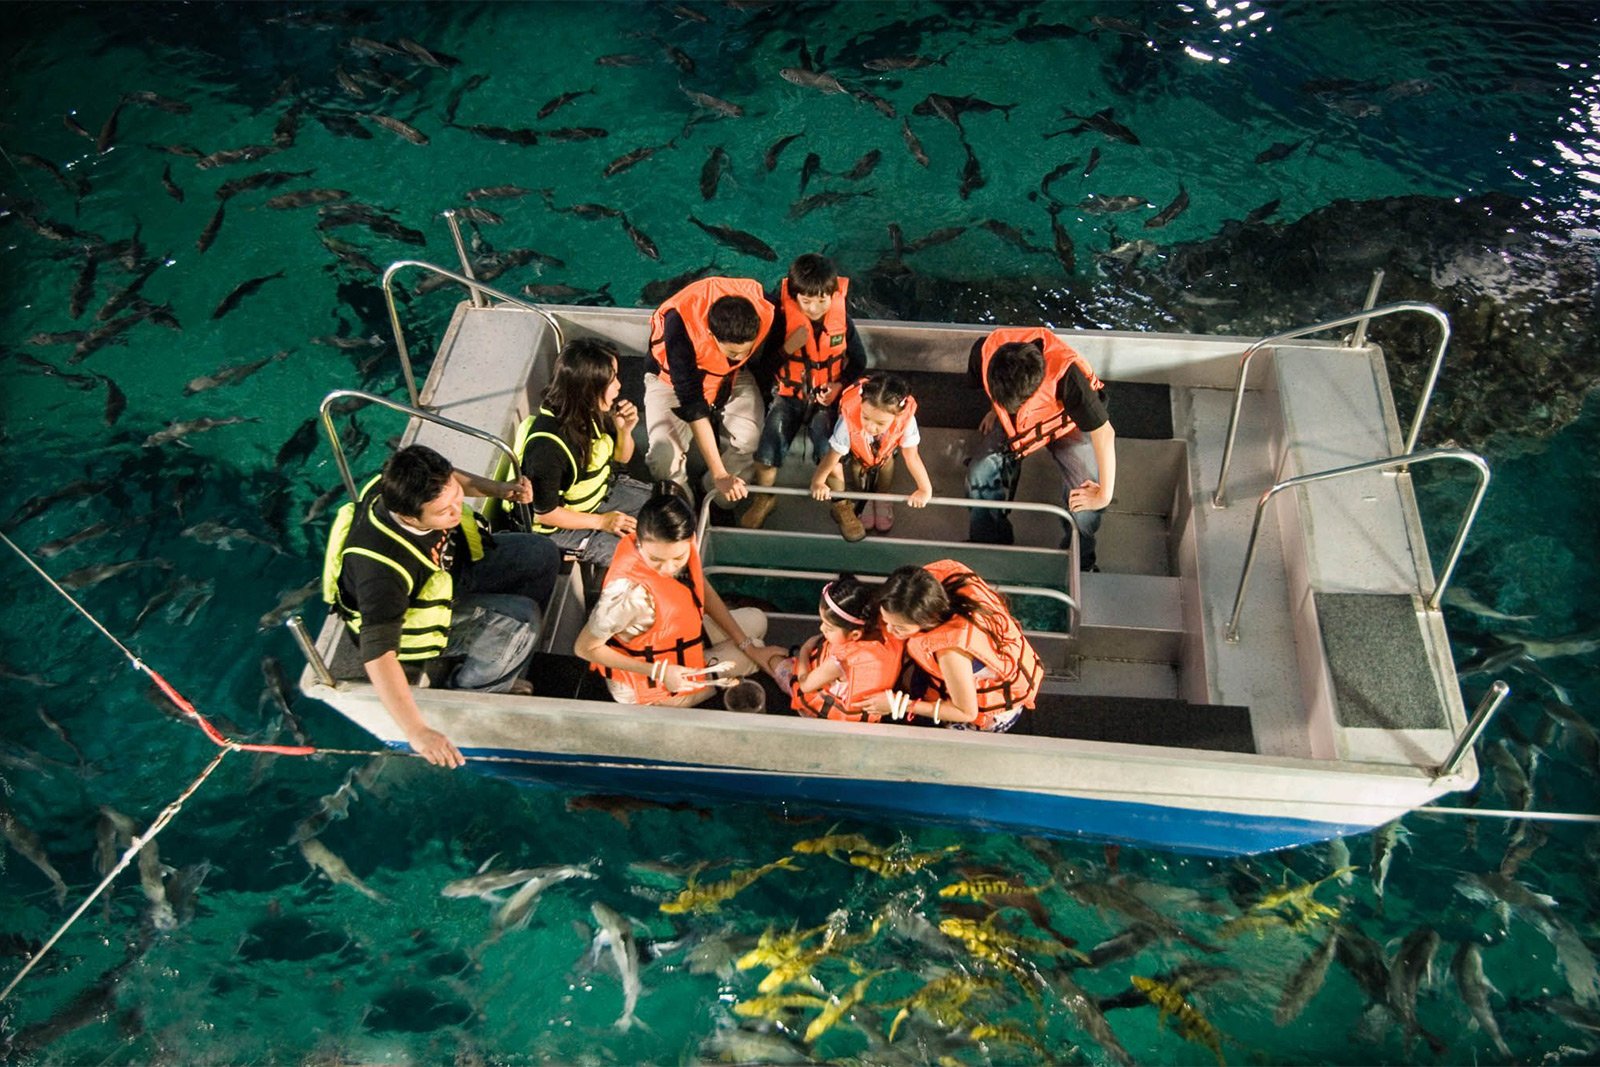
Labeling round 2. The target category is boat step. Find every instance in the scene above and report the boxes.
[1316,592,1449,730]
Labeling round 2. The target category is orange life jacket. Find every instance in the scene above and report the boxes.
[837,380,918,471]
[774,277,851,399]
[648,276,775,409]
[904,559,1042,728]
[592,534,708,704]
[791,632,906,722]
[979,327,1104,458]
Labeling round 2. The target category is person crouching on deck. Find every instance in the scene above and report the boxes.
[323,445,562,767]
[967,327,1116,571]
[809,374,933,542]
[644,276,775,508]
[868,560,1043,733]
[739,253,865,531]
[502,338,650,564]
[787,575,906,723]
[575,492,787,707]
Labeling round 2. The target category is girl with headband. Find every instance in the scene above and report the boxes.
[787,575,907,722]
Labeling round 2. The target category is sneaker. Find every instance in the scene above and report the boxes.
[738,493,778,530]
[869,499,895,533]
[831,499,867,542]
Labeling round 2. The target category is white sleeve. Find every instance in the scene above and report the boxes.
[900,414,921,449]
[583,579,656,642]
[828,418,851,454]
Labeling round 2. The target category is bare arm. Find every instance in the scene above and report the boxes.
[453,468,533,506]
[811,449,844,499]
[1068,422,1116,512]
[611,400,639,465]
[703,583,784,673]
[363,653,464,767]
[689,417,747,501]
[899,444,934,507]
[925,650,982,722]
[797,656,844,695]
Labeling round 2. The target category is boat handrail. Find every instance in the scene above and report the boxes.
[379,260,566,408]
[1433,680,1509,781]
[696,484,1080,632]
[1213,301,1451,508]
[317,388,532,529]
[702,564,1080,628]
[1225,446,1490,642]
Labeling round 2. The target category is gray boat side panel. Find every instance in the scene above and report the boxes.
[1317,593,1449,730]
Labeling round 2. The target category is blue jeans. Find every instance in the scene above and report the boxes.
[966,426,1102,570]
[441,531,560,691]
[754,393,835,468]
[543,475,653,564]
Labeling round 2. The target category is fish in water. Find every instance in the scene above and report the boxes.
[59,558,170,590]
[1053,107,1141,145]
[160,163,184,203]
[642,264,714,305]
[362,113,429,145]
[1389,927,1444,1053]
[596,52,647,67]
[212,271,286,319]
[959,141,985,199]
[316,112,374,140]
[184,350,290,395]
[850,86,897,118]
[798,151,822,193]
[454,204,503,224]
[467,183,537,200]
[1254,138,1304,164]
[180,520,283,554]
[842,148,881,180]
[779,67,848,94]
[1039,157,1080,196]
[215,168,315,201]
[566,793,710,827]
[1244,198,1281,224]
[980,219,1047,254]
[681,85,744,117]
[259,578,320,630]
[687,215,776,260]
[603,141,672,178]
[491,864,594,934]
[266,188,349,209]
[1145,183,1190,228]
[863,52,949,70]
[764,132,802,172]
[37,519,115,558]
[195,144,279,169]
[660,856,802,914]
[537,88,594,119]
[143,415,261,448]
[4,479,105,532]
[545,126,609,142]
[1451,941,1511,1057]
[196,203,226,253]
[1276,927,1340,1023]
[789,189,874,219]
[299,838,388,903]
[700,144,729,200]
[590,902,644,1031]
[900,119,929,167]
[443,72,489,125]
[442,862,560,901]
[1078,194,1150,213]
[0,798,69,906]
[96,100,123,154]
[1014,20,1080,43]
[136,831,177,931]
[620,215,660,260]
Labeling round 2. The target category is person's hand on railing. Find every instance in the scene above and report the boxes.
[713,471,748,503]
[810,476,832,501]
[406,725,465,769]
[907,487,932,508]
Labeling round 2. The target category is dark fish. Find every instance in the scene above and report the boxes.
[443,73,489,126]
[335,65,366,99]
[63,112,94,141]
[37,520,114,558]
[780,67,848,94]
[660,41,695,74]
[903,224,967,252]
[1144,183,1189,228]
[522,282,612,302]
[1090,14,1144,37]
[60,558,169,589]
[26,331,88,348]
[16,212,94,243]
[363,113,429,145]
[1039,158,1080,196]
[15,152,87,196]
[700,145,729,200]
[558,201,623,220]
[981,219,1047,253]
[914,93,1017,124]
[14,353,99,389]
[97,374,126,425]
[681,85,744,117]
[347,35,407,58]
[687,215,776,260]
[195,145,279,169]
[4,480,105,532]
[273,104,302,148]
[276,416,321,468]
[68,312,146,364]
[1056,107,1140,145]
[671,4,709,22]
[265,188,349,209]
[142,416,260,448]
[467,184,536,200]
[1254,139,1303,164]
[603,142,670,178]
[959,142,985,199]
[764,132,802,172]
[212,271,286,320]
[451,205,500,225]
[315,112,373,140]
[900,119,929,166]
[545,126,608,141]
[789,189,874,219]
[799,151,822,193]
[69,254,98,319]
[321,235,380,273]
[1014,21,1080,43]
[596,53,648,67]
[96,258,162,322]
[642,264,714,305]
[159,163,184,203]
[862,53,949,71]
[1078,193,1149,213]
[215,168,315,201]
[197,203,225,253]
[850,87,897,118]
[842,148,881,180]
[1048,205,1076,274]
[397,36,455,68]
[620,216,660,260]
[465,124,540,146]
[184,349,289,394]
[96,100,123,154]
[538,89,595,119]
[1244,198,1281,224]
[124,90,191,114]
[1084,146,1102,177]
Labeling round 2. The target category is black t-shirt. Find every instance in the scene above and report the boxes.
[339,499,467,663]
[523,414,602,515]
[967,337,1110,433]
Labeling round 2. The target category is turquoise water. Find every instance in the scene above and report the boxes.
[3,2,1599,1063]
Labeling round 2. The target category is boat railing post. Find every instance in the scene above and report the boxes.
[1349,269,1385,349]
[288,615,338,689]
[442,210,487,309]
[1433,680,1509,781]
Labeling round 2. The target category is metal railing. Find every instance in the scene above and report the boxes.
[696,484,1081,632]
[1213,301,1452,508]
[441,209,487,309]
[1433,680,1509,781]
[1224,447,1490,641]
[379,260,566,408]
[317,388,532,529]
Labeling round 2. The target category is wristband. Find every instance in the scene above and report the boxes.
[932,698,942,725]
[737,637,754,652]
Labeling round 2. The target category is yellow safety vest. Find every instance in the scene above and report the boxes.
[506,408,615,533]
[321,477,486,661]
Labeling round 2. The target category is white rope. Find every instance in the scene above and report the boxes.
[1414,804,1600,824]
[0,749,230,1003]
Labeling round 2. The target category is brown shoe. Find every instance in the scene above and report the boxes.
[739,493,778,530]
[831,500,866,542]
